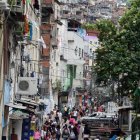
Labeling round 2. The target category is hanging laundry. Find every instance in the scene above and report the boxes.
[24,15,29,34]
[26,0,31,4]
[22,0,26,5]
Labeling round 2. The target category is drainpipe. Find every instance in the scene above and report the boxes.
[0,12,4,139]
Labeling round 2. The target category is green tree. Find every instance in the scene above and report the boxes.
[85,0,140,100]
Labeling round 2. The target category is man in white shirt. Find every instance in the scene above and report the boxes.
[73,110,78,120]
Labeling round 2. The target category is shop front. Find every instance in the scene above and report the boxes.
[58,91,69,109]
[7,99,44,140]
[9,111,37,140]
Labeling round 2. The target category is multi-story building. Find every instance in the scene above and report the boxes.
[40,0,62,110]
[57,19,86,108]
[60,0,126,24]
[83,31,100,93]
[0,0,46,138]
[88,0,117,22]
[60,1,88,23]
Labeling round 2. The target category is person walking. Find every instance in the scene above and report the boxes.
[56,125,61,140]
[58,110,62,123]
[41,126,45,140]
[73,109,78,121]
[83,124,90,140]
[34,128,41,140]
[62,124,70,140]
[69,127,76,140]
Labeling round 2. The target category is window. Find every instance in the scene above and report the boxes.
[95,41,98,45]
[85,65,88,70]
[74,66,76,78]
[75,47,78,55]
[79,48,81,56]
[82,49,84,58]
[90,48,92,53]
[54,51,56,61]
[30,64,32,70]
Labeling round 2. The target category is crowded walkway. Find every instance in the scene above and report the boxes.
[33,105,90,140]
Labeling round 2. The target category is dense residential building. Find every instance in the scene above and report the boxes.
[83,34,99,92]
[59,19,85,108]
[0,0,130,139]
[40,0,63,111]
[60,0,127,23]
[60,2,88,23]
[0,0,45,138]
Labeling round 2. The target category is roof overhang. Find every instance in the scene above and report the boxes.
[5,102,27,110]
[117,106,132,110]
[59,91,69,96]
[15,99,39,106]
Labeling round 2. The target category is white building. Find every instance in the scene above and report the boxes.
[57,19,86,108]
[83,35,99,91]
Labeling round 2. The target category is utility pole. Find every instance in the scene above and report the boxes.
[0,12,4,139]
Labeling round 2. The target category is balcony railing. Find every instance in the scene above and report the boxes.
[41,17,50,24]
[8,0,24,21]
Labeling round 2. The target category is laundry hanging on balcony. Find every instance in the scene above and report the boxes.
[22,0,26,5]
[24,15,29,34]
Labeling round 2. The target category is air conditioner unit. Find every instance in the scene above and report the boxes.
[17,77,37,95]
[0,0,7,10]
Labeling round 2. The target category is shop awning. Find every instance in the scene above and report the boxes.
[117,106,132,110]
[5,103,27,110]
[59,91,69,96]
[9,110,29,119]
[131,113,140,117]
[15,99,39,106]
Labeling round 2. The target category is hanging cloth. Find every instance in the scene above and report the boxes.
[22,0,26,5]
[26,0,31,4]
[24,15,29,34]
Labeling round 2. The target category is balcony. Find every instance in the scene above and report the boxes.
[61,13,70,19]
[60,55,67,62]
[54,15,62,25]
[51,37,58,49]
[67,31,74,42]
[41,16,50,24]
[67,19,81,31]
[41,24,51,42]
[61,10,70,19]
[41,0,54,14]
[12,23,24,41]
[8,0,24,21]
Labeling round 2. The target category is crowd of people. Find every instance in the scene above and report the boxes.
[33,105,91,140]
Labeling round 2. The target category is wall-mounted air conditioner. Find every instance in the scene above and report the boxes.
[0,0,8,10]
[16,77,37,95]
